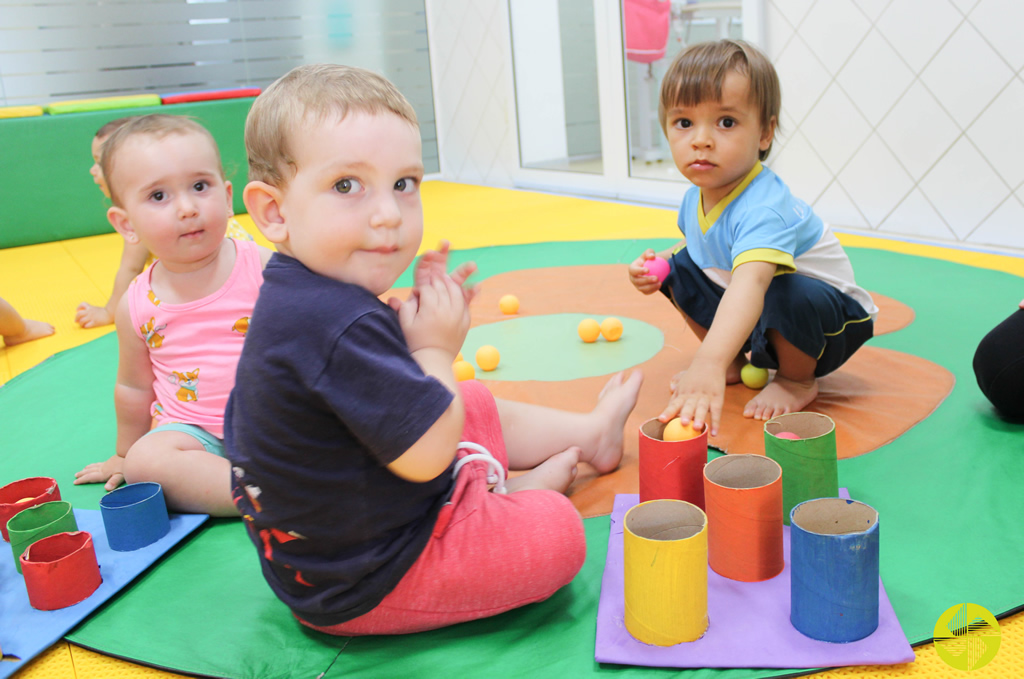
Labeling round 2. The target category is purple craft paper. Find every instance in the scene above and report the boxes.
[595,492,914,669]
[0,508,207,679]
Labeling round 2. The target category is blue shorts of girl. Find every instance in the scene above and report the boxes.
[661,248,874,377]
[143,423,225,457]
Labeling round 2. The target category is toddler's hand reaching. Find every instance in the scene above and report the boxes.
[628,249,663,295]
[75,302,114,328]
[659,360,726,437]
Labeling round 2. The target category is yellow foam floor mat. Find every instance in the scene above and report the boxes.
[4,181,1023,678]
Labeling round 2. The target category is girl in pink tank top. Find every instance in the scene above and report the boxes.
[73,114,272,516]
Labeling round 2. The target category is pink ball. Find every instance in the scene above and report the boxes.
[775,431,800,440]
[645,256,670,283]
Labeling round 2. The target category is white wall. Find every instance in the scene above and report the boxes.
[427,0,1024,252]
[425,0,520,186]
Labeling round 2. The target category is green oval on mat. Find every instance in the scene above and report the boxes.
[460,313,663,381]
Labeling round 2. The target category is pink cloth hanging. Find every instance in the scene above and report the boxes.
[624,0,671,63]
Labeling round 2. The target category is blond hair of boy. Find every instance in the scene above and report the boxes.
[228,64,643,634]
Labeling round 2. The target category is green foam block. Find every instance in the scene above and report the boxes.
[45,95,162,115]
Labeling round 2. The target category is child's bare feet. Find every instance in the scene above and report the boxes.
[725,354,746,384]
[584,370,644,474]
[3,319,55,346]
[505,447,580,494]
[671,354,745,389]
[743,375,819,421]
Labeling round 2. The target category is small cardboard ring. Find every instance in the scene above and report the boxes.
[99,482,170,551]
[7,500,78,574]
[0,476,60,542]
[21,531,102,610]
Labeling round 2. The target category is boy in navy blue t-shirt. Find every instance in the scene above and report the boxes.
[226,64,643,635]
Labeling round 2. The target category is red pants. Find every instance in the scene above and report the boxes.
[300,380,586,635]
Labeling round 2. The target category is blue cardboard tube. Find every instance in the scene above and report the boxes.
[790,498,879,643]
[99,482,170,551]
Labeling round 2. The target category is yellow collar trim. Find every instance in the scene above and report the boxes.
[697,162,764,234]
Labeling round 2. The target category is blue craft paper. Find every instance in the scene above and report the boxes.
[0,508,206,678]
[595,490,915,669]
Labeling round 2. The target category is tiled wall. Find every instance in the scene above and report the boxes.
[425,0,1024,251]
[768,0,1024,250]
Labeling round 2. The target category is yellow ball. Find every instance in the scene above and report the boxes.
[600,317,623,341]
[578,318,601,343]
[663,418,702,441]
[740,363,769,389]
[499,294,520,315]
[453,360,475,381]
[455,351,463,362]
[475,345,500,372]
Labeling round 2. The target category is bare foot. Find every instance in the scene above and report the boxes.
[743,375,819,421]
[584,370,644,474]
[671,354,745,390]
[3,319,55,346]
[505,447,580,494]
[725,354,746,384]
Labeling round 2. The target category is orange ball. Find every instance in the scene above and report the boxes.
[475,345,500,371]
[578,318,601,343]
[499,294,520,315]
[455,351,463,362]
[600,317,623,341]
[453,360,475,381]
[663,418,702,441]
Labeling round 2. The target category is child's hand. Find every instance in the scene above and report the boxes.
[1019,298,1023,309]
[628,249,664,295]
[413,240,479,306]
[659,361,727,437]
[397,272,470,359]
[75,302,114,328]
[73,454,125,491]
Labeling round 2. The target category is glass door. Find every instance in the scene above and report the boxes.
[508,0,763,206]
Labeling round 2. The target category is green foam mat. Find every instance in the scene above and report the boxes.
[0,241,1022,678]
[0,97,254,249]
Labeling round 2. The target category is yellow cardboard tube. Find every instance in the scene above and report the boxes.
[623,499,708,645]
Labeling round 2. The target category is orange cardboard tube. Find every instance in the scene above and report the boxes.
[638,418,708,509]
[703,454,784,582]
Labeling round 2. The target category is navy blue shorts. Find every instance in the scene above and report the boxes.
[661,248,874,377]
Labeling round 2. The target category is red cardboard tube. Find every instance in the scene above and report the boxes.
[0,476,60,541]
[21,531,102,610]
[638,418,708,509]
[703,454,784,582]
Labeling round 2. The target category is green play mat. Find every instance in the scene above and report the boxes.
[1,240,1022,679]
